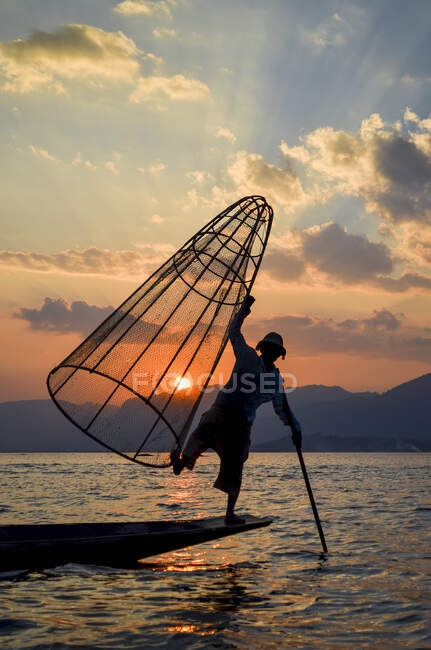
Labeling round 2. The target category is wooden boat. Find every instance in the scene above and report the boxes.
[0,515,272,571]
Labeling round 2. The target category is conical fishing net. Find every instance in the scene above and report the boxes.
[47,196,273,467]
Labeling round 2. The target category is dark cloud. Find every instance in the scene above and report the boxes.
[261,250,306,282]
[300,222,393,282]
[16,297,431,364]
[14,298,114,335]
[0,24,140,93]
[0,245,173,277]
[339,309,403,332]
[281,113,431,226]
[370,133,431,224]
[251,309,431,363]
[262,223,431,292]
[14,298,226,346]
[374,272,431,292]
[375,134,431,187]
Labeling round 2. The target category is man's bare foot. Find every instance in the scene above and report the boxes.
[170,448,184,475]
[225,513,246,525]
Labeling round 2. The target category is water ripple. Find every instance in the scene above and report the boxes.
[0,452,430,648]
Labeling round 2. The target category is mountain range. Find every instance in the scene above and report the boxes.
[0,373,430,453]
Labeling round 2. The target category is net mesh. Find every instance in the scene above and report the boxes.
[47,195,273,467]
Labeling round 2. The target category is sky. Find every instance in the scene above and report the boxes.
[1,0,431,400]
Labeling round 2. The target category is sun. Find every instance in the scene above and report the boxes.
[174,376,191,391]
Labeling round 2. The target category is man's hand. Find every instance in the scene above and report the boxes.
[242,294,255,317]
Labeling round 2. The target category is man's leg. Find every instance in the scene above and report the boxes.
[170,447,185,475]
[218,420,250,525]
[170,440,202,475]
[225,491,245,525]
[214,457,246,525]
[170,410,214,475]
[226,492,238,517]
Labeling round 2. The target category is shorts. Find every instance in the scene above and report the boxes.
[182,404,251,496]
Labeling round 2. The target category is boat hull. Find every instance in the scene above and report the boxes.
[0,515,272,570]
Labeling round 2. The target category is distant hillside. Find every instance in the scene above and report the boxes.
[252,373,431,452]
[0,374,430,452]
[285,384,378,408]
[254,434,429,453]
[0,400,100,452]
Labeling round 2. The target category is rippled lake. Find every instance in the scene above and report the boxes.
[1,452,430,648]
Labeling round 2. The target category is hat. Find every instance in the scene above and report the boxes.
[256,332,286,358]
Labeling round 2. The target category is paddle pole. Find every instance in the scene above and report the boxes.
[295,445,328,553]
[282,392,328,553]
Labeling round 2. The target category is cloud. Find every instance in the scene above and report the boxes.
[374,272,431,293]
[129,74,210,103]
[409,132,431,158]
[303,12,348,48]
[148,161,165,174]
[302,9,364,50]
[401,225,431,266]
[299,221,393,283]
[261,250,306,282]
[0,24,141,94]
[281,112,431,277]
[261,222,431,292]
[401,75,431,88]
[357,309,403,331]
[252,309,431,363]
[14,297,219,343]
[143,52,164,67]
[28,147,122,173]
[152,28,176,39]
[0,244,175,277]
[72,152,83,166]
[84,160,97,171]
[137,160,165,174]
[14,298,431,364]
[181,184,238,213]
[182,188,199,210]
[228,150,313,212]
[150,213,165,224]
[0,24,209,106]
[14,297,114,335]
[403,107,431,155]
[114,0,172,17]
[404,107,420,124]
[280,110,431,225]
[186,170,214,184]
[216,127,236,143]
[104,160,118,174]
[29,145,59,163]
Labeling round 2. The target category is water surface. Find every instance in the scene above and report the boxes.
[1,452,430,648]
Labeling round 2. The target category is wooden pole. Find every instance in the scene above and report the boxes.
[295,446,328,553]
[282,391,328,553]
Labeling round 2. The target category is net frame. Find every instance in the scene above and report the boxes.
[47,195,273,467]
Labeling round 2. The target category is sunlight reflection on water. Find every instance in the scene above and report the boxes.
[0,452,430,648]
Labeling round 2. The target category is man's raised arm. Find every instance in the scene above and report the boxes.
[228,294,255,359]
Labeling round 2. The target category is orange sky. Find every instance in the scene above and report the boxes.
[1,2,431,401]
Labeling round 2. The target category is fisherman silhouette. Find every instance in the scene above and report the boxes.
[170,294,302,524]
